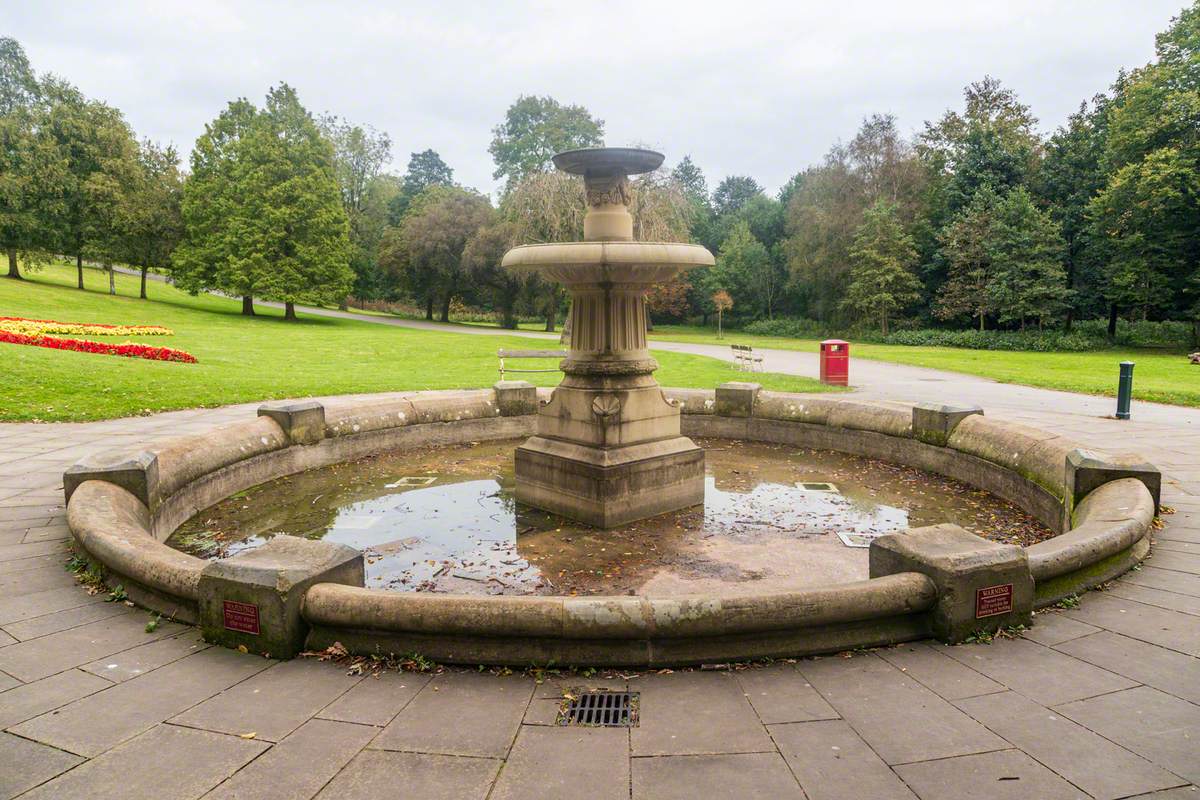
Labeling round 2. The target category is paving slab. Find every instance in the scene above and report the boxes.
[1062,593,1200,657]
[797,653,1005,765]
[769,719,916,800]
[1055,686,1200,785]
[17,723,268,800]
[0,731,84,800]
[204,718,377,800]
[171,657,360,742]
[877,641,1005,700]
[1,599,129,641]
[370,670,533,757]
[1108,582,1200,616]
[0,553,63,576]
[1054,631,1200,705]
[1020,611,1102,646]
[1123,566,1200,597]
[12,646,273,756]
[0,668,113,728]
[632,752,804,799]
[316,669,430,727]
[80,631,209,682]
[313,750,500,800]
[0,610,185,681]
[937,636,1137,705]
[1149,549,1200,575]
[956,690,1184,800]
[490,725,629,800]
[0,565,76,597]
[734,663,841,723]
[630,670,774,756]
[0,586,106,625]
[894,749,1088,800]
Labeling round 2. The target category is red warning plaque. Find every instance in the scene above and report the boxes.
[975,584,1014,618]
[223,600,260,634]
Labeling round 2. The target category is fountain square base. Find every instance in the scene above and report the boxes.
[515,435,705,528]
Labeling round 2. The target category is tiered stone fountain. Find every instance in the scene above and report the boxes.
[502,148,715,527]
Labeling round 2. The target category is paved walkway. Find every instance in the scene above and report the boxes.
[1,347,1199,799]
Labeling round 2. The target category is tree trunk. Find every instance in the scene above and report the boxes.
[425,295,434,320]
[544,309,555,332]
[338,298,348,311]
[140,265,148,299]
[76,253,84,289]
[106,262,115,295]
[881,311,888,336]
[242,295,255,316]
[1192,319,1200,349]
[979,312,985,332]
[284,301,297,321]
[1064,307,1074,333]
[1107,304,1118,339]
[439,294,451,323]
[5,247,20,279]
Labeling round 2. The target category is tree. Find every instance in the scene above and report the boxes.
[388,149,453,223]
[712,175,763,216]
[42,78,140,290]
[489,95,604,190]
[463,218,527,329]
[702,220,767,316]
[0,38,65,280]
[712,290,733,338]
[936,187,1000,330]
[671,155,709,206]
[842,201,922,334]
[174,98,260,313]
[393,185,492,321]
[320,116,393,303]
[121,140,183,299]
[988,188,1069,329]
[236,84,353,321]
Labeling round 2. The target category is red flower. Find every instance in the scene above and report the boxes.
[0,330,197,363]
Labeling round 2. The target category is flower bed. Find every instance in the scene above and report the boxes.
[0,330,197,363]
[0,316,174,337]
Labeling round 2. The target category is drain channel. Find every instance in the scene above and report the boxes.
[558,690,639,727]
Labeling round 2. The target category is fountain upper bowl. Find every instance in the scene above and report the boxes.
[553,147,665,177]
[501,241,715,285]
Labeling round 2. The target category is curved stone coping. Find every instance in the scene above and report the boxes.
[301,573,937,640]
[63,384,1159,662]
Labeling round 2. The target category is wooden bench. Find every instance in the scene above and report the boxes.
[1190,351,1199,365]
[498,349,567,380]
[731,344,763,372]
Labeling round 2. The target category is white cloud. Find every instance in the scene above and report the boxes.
[4,0,1183,194]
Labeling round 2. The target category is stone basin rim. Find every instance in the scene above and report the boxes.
[501,241,716,271]
[61,385,1159,666]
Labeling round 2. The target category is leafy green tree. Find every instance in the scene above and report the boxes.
[391,185,492,321]
[388,149,453,223]
[935,187,1000,330]
[701,219,767,316]
[320,116,393,302]
[174,98,260,313]
[236,84,353,321]
[987,188,1069,329]
[0,38,65,279]
[42,78,140,289]
[712,175,763,216]
[489,95,604,190]
[463,218,527,329]
[121,140,183,299]
[842,201,922,334]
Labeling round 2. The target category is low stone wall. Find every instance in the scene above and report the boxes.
[62,382,1159,664]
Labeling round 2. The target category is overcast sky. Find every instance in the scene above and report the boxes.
[4,1,1185,196]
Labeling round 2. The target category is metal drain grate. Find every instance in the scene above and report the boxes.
[558,690,639,727]
[798,481,838,492]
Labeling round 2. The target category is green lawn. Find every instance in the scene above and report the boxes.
[644,325,1200,408]
[0,264,835,422]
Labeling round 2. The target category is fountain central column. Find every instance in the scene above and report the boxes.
[503,148,713,528]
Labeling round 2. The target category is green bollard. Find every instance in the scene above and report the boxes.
[1116,361,1134,420]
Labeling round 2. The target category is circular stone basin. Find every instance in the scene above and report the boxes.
[169,438,1052,598]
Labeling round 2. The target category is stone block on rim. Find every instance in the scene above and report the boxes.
[913,403,983,446]
[258,400,325,445]
[1065,449,1161,512]
[198,536,363,659]
[63,450,159,510]
[493,380,538,417]
[715,382,761,418]
[870,523,1033,643]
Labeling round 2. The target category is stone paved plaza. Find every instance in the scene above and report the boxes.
[2,340,1199,799]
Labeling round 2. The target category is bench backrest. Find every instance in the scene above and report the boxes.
[498,349,567,359]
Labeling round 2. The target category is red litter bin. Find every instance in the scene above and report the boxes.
[820,339,849,386]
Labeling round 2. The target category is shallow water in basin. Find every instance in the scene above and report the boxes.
[168,439,1053,596]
